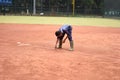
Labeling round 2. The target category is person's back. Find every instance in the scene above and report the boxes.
[59,24,71,33]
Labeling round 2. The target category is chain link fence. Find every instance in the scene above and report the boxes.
[0,0,119,17]
[104,0,120,17]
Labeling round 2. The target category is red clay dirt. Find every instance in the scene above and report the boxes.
[0,23,120,80]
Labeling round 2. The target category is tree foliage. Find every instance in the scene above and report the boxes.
[9,0,104,15]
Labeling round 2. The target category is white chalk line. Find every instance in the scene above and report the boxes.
[17,42,31,46]
[16,41,55,50]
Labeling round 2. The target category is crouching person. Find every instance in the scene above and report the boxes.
[55,24,74,51]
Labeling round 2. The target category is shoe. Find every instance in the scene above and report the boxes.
[69,48,74,51]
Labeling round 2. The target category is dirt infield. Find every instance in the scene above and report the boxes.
[0,23,120,80]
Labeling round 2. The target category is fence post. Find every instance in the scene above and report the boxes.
[72,0,75,16]
[33,0,36,15]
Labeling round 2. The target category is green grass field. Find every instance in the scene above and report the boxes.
[0,16,120,27]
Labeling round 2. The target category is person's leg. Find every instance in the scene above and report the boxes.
[68,26,74,51]
[58,33,65,48]
[69,40,74,51]
[58,39,62,48]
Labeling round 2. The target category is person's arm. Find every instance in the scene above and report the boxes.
[63,35,68,43]
[55,38,59,48]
